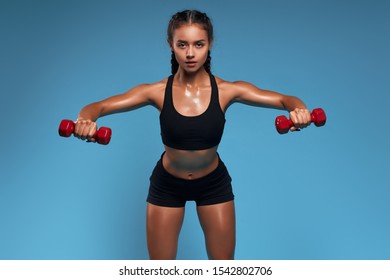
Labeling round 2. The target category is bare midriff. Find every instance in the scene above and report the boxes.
[162,145,219,180]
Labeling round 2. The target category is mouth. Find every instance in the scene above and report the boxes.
[185,61,197,67]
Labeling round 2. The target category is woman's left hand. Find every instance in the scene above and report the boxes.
[289,108,311,131]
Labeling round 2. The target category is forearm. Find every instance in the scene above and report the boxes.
[77,101,104,122]
[280,95,307,112]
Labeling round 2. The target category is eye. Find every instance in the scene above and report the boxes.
[196,42,205,48]
[176,42,186,49]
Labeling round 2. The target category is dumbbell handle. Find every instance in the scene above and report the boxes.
[275,108,326,134]
[58,119,112,145]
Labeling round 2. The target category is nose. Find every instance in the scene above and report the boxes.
[186,46,195,59]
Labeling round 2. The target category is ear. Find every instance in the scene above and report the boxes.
[167,38,173,51]
[209,39,214,50]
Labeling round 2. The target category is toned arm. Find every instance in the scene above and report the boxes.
[74,80,165,141]
[78,83,157,121]
[231,81,307,111]
[219,79,311,131]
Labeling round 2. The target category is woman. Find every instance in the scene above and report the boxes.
[74,10,311,260]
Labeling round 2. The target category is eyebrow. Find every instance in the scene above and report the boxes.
[176,39,206,43]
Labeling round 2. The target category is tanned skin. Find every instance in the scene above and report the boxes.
[74,24,311,260]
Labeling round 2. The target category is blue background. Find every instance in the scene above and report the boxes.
[1,0,389,260]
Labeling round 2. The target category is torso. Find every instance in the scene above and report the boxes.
[149,72,236,180]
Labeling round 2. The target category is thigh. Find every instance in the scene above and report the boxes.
[146,202,185,260]
[197,201,236,260]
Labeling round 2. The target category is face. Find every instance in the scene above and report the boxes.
[170,24,212,73]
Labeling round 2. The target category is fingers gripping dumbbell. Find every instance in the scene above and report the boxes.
[58,119,112,145]
[275,108,326,134]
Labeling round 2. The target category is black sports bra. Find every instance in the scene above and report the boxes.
[159,74,226,150]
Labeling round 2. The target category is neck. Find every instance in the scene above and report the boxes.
[175,68,209,86]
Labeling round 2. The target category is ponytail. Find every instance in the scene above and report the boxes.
[171,51,179,75]
[204,50,212,74]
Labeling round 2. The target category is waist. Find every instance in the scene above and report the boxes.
[161,146,219,180]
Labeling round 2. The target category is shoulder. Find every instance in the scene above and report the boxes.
[126,77,169,102]
[135,77,169,109]
[213,75,255,97]
[135,77,168,93]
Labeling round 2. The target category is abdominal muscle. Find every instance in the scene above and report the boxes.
[162,145,219,180]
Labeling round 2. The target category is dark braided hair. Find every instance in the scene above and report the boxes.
[167,10,213,74]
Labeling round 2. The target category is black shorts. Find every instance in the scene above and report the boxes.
[147,154,234,207]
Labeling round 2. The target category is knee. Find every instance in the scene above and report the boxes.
[148,243,178,260]
[149,254,177,260]
[147,240,178,260]
[206,240,235,260]
[208,251,235,260]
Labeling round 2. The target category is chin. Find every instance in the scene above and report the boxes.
[182,66,205,74]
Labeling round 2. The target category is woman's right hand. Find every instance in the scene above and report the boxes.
[74,119,97,142]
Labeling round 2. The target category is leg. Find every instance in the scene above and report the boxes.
[197,201,236,260]
[146,202,185,260]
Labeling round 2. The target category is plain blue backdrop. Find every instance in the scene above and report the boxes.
[1,0,389,260]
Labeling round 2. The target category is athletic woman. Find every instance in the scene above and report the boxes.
[73,10,311,260]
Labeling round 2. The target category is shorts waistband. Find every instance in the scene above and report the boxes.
[155,151,229,185]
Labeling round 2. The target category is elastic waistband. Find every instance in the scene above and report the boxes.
[156,151,228,184]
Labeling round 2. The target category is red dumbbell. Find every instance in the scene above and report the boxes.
[58,119,112,145]
[275,108,326,134]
